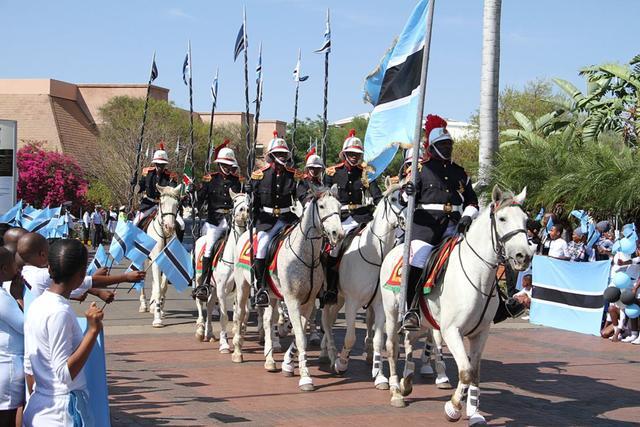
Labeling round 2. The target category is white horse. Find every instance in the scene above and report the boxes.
[232,185,344,391]
[138,184,183,328]
[380,186,533,424]
[320,177,405,391]
[194,190,249,351]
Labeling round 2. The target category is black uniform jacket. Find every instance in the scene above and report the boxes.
[324,161,383,223]
[138,167,178,209]
[250,163,301,232]
[197,171,243,225]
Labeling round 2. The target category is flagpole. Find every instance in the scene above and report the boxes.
[128,51,156,213]
[321,9,330,166]
[399,0,436,321]
[241,7,256,290]
[187,40,195,182]
[253,42,263,146]
[205,68,219,174]
[292,80,300,163]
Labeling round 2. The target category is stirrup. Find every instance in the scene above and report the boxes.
[255,288,270,308]
[322,289,338,306]
[192,285,210,302]
[402,310,421,331]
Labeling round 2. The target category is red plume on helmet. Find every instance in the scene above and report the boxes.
[158,140,165,150]
[214,139,230,160]
[347,128,356,139]
[305,145,317,162]
[423,114,448,159]
[273,130,279,138]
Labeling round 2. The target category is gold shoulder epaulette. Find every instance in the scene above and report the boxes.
[389,176,400,185]
[142,166,155,177]
[361,175,370,189]
[293,169,304,180]
[238,175,246,183]
[251,169,264,180]
[202,173,213,182]
[326,166,337,177]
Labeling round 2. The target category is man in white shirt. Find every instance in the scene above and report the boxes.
[81,211,90,245]
[91,206,103,249]
[547,224,569,260]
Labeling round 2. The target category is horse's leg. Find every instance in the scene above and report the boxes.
[277,301,292,338]
[151,263,165,328]
[466,330,491,426]
[419,333,435,377]
[308,302,321,348]
[138,285,148,313]
[232,280,249,363]
[217,275,231,353]
[334,299,358,375]
[441,327,473,422]
[364,307,375,364]
[288,303,313,391]
[262,299,278,372]
[320,301,339,365]
[432,329,451,389]
[400,330,417,397]
[372,301,389,390]
[195,298,205,341]
[271,307,282,353]
[205,292,217,342]
[385,308,404,408]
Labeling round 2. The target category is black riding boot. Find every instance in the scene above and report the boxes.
[192,256,213,301]
[323,256,340,305]
[402,265,424,331]
[254,258,270,307]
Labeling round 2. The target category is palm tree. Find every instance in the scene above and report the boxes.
[477,0,502,192]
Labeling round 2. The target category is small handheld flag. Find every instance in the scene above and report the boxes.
[87,244,110,276]
[109,220,134,263]
[0,200,22,225]
[126,227,157,270]
[153,237,193,292]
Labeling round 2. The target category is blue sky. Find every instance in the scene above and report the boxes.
[2,0,638,123]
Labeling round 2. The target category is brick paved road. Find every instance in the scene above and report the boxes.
[74,265,640,426]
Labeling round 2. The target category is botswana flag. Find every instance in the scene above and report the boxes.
[0,200,22,225]
[530,256,610,336]
[126,226,157,270]
[87,244,110,276]
[314,9,331,54]
[363,0,429,180]
[154,237,193,292]
[126,263,145,292]
[233,10,246,62]
[109,220,134,263]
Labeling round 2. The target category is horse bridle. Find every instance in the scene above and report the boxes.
[217,193,249,268]
[153,192,180,244]
[358,191,407,268]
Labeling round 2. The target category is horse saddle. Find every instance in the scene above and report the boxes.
[137,210,157,232]
[265,225,295,269]
[418,235,460,295]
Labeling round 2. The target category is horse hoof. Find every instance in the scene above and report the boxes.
[319,355,331,365]
[444,401,462,422]
[209,337,216,343]
[334,358,348,375]
[375,381,390,390]
[390,395,406,408]
[437,381,452,390]
[219,343,231,354]
[231,353,243,363]
[219,348,231,354]
[195,332,204,342]
[400,375,413,397]
[264,360,278,372]
[468,413,487,426]
[152,320,165,328]
[282,365,295,377]
[139,305,149,313]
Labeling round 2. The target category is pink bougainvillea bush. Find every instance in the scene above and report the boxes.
[17,143,88,210]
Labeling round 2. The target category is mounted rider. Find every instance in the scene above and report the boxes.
[248,131,302,307]
[296,148,325,205]
[323,129,383,305]
[193,140,243,298]
[402,114,479,331]
[133,143,179,227]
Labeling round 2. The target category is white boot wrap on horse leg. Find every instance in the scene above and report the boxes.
[389,375,400,390]
[445,400,462,421]
[371,352,382,379]
[282,342,297,374]
[403,360,415,378]
[422,340,433,362]
[298,353,311,382]
[434,350,449,384]
[219,332,230,352]
[466,385,480,417]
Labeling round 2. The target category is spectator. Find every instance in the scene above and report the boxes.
[81,209,90,245]
[117,206,127,222]
[107,206,117,240]
[527,219,542,254]
[545,224,569,260]
[567,228,588,262]
[91,206,104,249]
[513,271,533,321]
[0,247,24,426]
[595,230,614,261]
[23,239,103,426]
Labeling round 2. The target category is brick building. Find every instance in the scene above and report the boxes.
[0,78,286,170]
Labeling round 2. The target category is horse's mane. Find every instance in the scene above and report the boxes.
[382,181,402,197]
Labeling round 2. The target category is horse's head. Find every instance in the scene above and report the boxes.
[229,189,249,228]
[308,183,344,247]
[156,183,182,236]
[382,176,406,230]
[490,185,533,271]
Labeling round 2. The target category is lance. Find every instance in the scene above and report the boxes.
[315,8,331,165]
[253,42,263,147]
[205,68,219,174]
[128,51,158,212]
[399,0,436,321]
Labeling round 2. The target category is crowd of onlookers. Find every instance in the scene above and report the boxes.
[79,205,124,249]
[507,211,640,344]
[0,225,144,425]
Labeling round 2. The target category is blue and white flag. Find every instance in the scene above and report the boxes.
[534,207,544,222]
[314,9,331,54]
[255,43,263,103]
[362,0,429,179]
[87,244,110,276]
[109,220,134,263]
[211,68,219,104]
[293,49,309,82]
[182,42,191,86]
[26,206,57,236]
[126,263,144,292]
[153,237,193,292]
[234,8,247,62]
[126,227,157,270]
[47,210,70,239]
[530,256,610,336]
[0,200,22,225]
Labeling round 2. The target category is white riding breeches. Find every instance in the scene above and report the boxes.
[133,205,158,225]
[256,219,287,259]
[409,222,456,268]
[176,214,185,231]
[202,219,229,257]
[329,216,360,257]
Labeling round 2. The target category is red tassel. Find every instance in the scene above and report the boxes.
[159,140,165,150]
[273,131,279,138]
[348,129,356,138]
[305,146,317,162]
[424,114,448,141]
[214,139,230,160]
